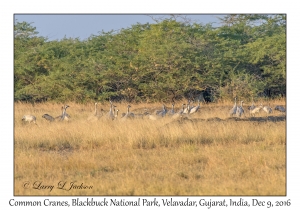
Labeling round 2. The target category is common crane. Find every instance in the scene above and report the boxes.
[114,108,119,119]
[88,102,103,121]
[121,105,135,121]
[107,101,115,120]
[167,103,175,116]
[183,100,191,114]
[146,104,168,120]
[275,105,286,112]
[249,105,263,117]
[93,102,103,117]
[55,105,70,121]
[61,105,70,121]
[236,101,244,117]
[156,104,167,117]
[229,97,237,116]
[42,114,55,122]
[189,100,200,114]
[263,103,272,115]
[55,106,64,120]
[172,104,186,119]
[248,97,256,111]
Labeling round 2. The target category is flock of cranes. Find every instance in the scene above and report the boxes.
[21,98,286,125]
[229,98,245,117]
[22,105,71,125]
[229,97,285,118]
[86,100,203,121]
[42,105,71,122]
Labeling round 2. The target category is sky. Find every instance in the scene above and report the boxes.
[14,14,222,41]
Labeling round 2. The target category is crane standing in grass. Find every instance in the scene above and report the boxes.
[229,97,237,116]
[172,104,186,119]
[107,101,116,120]
[183,100,191,114]
[88,102,103,121]
[236,101,244,117]
[61,105,70,121]
[54,105,70,121]
[167,103,175,116]
[189,100,200,114]
[114,108,119,119]
[54,106,64,121]
[42,105,69,122]
[148,104,168,120]
[263,103,272,116]
[156,104,167,117]
[248,97,256,111]
[121,105,135,121]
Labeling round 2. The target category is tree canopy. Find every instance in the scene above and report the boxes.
[14,15,286,103]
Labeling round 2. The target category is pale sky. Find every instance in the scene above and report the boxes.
[14,14,222,41]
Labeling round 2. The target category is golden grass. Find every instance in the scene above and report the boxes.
[14,100,286,195]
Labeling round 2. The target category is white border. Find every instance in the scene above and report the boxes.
[2,0,299,209]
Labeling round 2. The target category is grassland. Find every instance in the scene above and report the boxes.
[14,100,286,195]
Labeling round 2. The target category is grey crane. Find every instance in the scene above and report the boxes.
[275,105,286,112]
[183,100,191,114]
[88,102,103,121]
[61,105,70,121]
[127,105,135,118]
[249,105,263,117]
[156,104,167,117]
[55,105,70,121]
[189,100,200,114]
[229,97,237,116]
[107,101,116,120]
[172,104,186,119]
[155,104,164,115]
[22,115,37,125]
[178,104,186,115]
[248,97,256,111]
[262,103,272,115]
[54,106,64,121]
[121,105,135,121]
[236,101,244,117]
[183,103,191,115]
[167,103,175,116]
[93,102,102,117]
[147,104,168,120]
[114,108,119,119]
[42,114,55,122]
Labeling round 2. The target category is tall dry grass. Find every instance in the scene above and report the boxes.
[14,100,286,195]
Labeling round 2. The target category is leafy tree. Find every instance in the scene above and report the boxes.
[14,15,286,103]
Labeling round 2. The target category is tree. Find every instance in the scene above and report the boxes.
[14,15,286,103]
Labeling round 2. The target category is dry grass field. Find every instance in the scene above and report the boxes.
[14,99,286,195]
